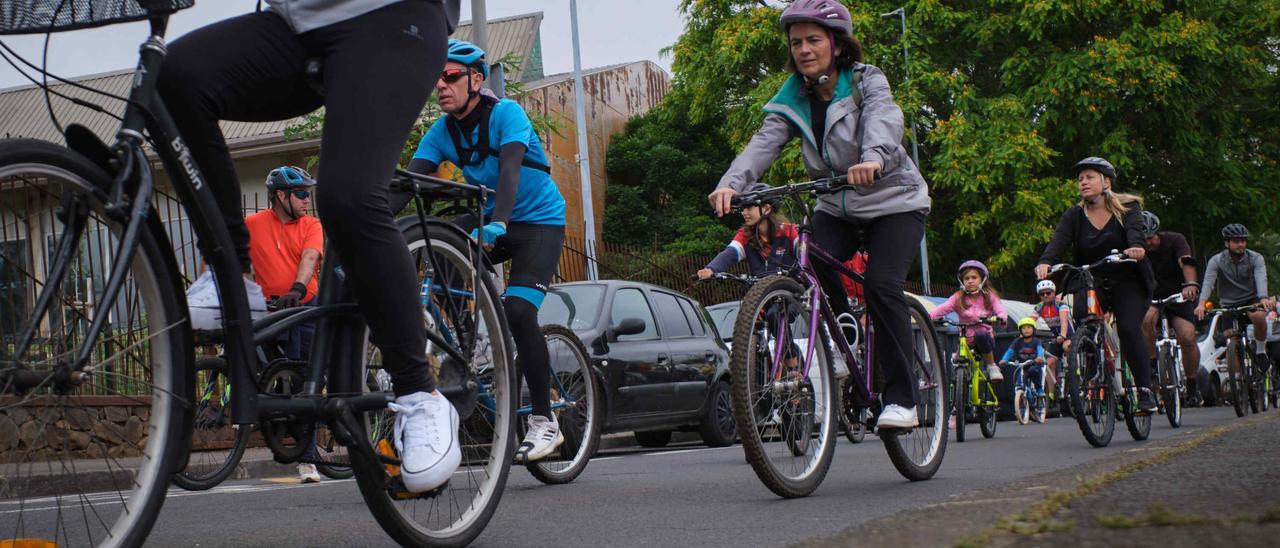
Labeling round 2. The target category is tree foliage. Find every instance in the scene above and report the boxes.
[605,0,1280,292]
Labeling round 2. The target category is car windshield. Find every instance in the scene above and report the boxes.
[539,285,605,331]
[707,304,738,341]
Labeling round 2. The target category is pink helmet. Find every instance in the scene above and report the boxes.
[957,260,989,293]
[779,0,853,36]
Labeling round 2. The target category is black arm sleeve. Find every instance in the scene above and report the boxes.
[1038,206,1079,265]
[490,142,526,224]
[389,158,441,214]
[1121,204,1146,248]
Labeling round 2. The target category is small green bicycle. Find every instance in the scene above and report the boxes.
[937,318,1001,442]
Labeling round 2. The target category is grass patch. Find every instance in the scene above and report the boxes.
[954,414,1274,547]
[1098,503,1218,528]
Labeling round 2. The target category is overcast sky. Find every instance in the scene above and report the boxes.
[0,0,684,91]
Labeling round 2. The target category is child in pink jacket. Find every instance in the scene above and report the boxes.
[930,260,1009,381]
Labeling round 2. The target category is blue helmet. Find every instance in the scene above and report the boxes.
[266,166,314,191]
[447,39,488,79]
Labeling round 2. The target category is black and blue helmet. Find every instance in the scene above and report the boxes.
[447,39,488,79]
[266,166,314,191]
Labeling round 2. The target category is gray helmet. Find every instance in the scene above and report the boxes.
[1071,156,1117,180]
[1222,223,1249,239]
[1139,210,1160,238]
[779,0,853,36]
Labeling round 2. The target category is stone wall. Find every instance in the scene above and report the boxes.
[0,397,151,463]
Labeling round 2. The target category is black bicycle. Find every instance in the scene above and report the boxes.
[1211,303,1267,418]
[0,2,518,546]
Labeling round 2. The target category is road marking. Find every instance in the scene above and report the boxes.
[642,447,731,457]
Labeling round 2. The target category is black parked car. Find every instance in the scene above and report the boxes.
[538,280,736,448]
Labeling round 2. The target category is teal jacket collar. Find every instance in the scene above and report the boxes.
[762,67,857,150]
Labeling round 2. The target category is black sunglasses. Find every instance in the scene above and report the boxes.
[1038,291,1053,296]
[289,189,311,200]
[441,68,468,84]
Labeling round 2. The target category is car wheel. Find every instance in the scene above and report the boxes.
[698,381,736,447]
[634,430,672,448]
[1203,374,1220,407]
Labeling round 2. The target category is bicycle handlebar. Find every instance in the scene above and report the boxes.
[934,317,1002,328]
[690,272,764,285]
[1047,250,1135,276]
[391,169,493,199]
[727,173,884,211]
[1152,293,1187,306]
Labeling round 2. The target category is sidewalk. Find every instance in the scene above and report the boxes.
[800,411,1280,548]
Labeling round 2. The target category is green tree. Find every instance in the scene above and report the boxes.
[607,0,1279,295]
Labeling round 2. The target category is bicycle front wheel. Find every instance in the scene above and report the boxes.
[1158,347,1182,428]
[525,324,602,485]
[1014,389,1030,425]
[0,140,191,547]
[1226,340,1249,418]
[881,299,948,481]
[1067,328,1115,447]
[353,220,516,547]
[729,275,836,498]
[172,356,250,490]
[952,364,968,443]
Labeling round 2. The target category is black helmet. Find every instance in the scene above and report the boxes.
[1071,156,1117,180]
[741,183,782,208]
[1221,223,1249,239]
[1139,210,1160,238]
[266,166,315,191]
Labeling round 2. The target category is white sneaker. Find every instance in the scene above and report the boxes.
[389,391,461,493]
[515,414,564,463]
[877,404,919,429]
[987,364,1004,382]
[186,269,268,330]
[297,463,322,484]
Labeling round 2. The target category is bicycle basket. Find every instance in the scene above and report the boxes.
[0,0,194,35]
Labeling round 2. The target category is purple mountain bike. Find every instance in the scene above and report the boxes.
[725,177,948,498]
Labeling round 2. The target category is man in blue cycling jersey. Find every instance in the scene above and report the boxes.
[408,40,568,463]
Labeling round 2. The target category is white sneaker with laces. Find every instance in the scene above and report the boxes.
[986,364,1004,382]
[389,391,461,493]
[516,414,564,463]
[186,269,268,331]
[297,463,322,484]
[877,404,919,429]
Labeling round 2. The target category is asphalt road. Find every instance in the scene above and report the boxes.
[131,406,1246,547]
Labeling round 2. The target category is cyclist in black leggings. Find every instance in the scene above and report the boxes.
[157,0,462,494]
[1036,157,1158,414]
[406,40,568,464]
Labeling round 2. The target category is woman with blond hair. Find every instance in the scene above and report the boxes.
[1035,157,1157,414]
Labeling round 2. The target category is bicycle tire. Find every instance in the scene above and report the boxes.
[1226,340,1249,417]
[1067,328,1115,447]
[979,402,997,438]
[1159,346,1182,428]
[1035,395,1048,423]
[1123,392,1151,441]
[729,275,836,498]
[1248,359,1264,414]
[953,365,968,443]
[172,356,251,490]
[1014,389,1030,425]
[881,299,948,481]
[526,324,602,485]
[0,139,191,547]
[352,219,517,547]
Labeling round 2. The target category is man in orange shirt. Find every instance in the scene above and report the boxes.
[247,165,324,482]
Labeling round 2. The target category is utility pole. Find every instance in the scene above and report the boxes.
[881,7,931,294]
[570,0,599,280]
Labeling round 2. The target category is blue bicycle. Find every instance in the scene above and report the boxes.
[1007,358,1047,424]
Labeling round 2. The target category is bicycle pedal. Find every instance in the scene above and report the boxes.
[376,438,401,477]
[388,476,448,500]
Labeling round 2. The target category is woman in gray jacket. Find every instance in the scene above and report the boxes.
[708,0,930,429]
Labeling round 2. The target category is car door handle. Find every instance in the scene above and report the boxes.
[704,351,716,362]
[656,354,669,364]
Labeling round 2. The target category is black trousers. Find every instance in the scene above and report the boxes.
[811,211,926,407]
[159,1,449,396]
[1074,275,1153,389]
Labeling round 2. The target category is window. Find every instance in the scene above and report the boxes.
[538,285,605,331]
[610,288,658,341]
[651,291,693,338]
[676,296,707,338]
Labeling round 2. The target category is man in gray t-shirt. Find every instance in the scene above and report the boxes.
[1196,223,1275,361]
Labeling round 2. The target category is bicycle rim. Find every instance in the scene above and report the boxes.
[881,301,947,481]
[526,324,601,484]
[953,365,968,443]
[355,222,516,546]
[1068,330,1114,447]
[1159,348,1181,428]
[1226,341,1248,417]
[0,148,189,547]
[172,357,249,490]
[729,275,835,498]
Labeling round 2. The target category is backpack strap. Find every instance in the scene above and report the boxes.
[445,97,551,173]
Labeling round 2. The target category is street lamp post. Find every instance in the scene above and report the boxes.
[881,6,932,295]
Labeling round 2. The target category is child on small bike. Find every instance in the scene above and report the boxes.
[930,260,1009,382]
[1001,317,1046,392]
[698,183,797,280]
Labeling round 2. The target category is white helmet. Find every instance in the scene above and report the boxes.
[1036,280,1056,294]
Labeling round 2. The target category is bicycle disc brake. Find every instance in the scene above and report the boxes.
[258,360,315,463]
